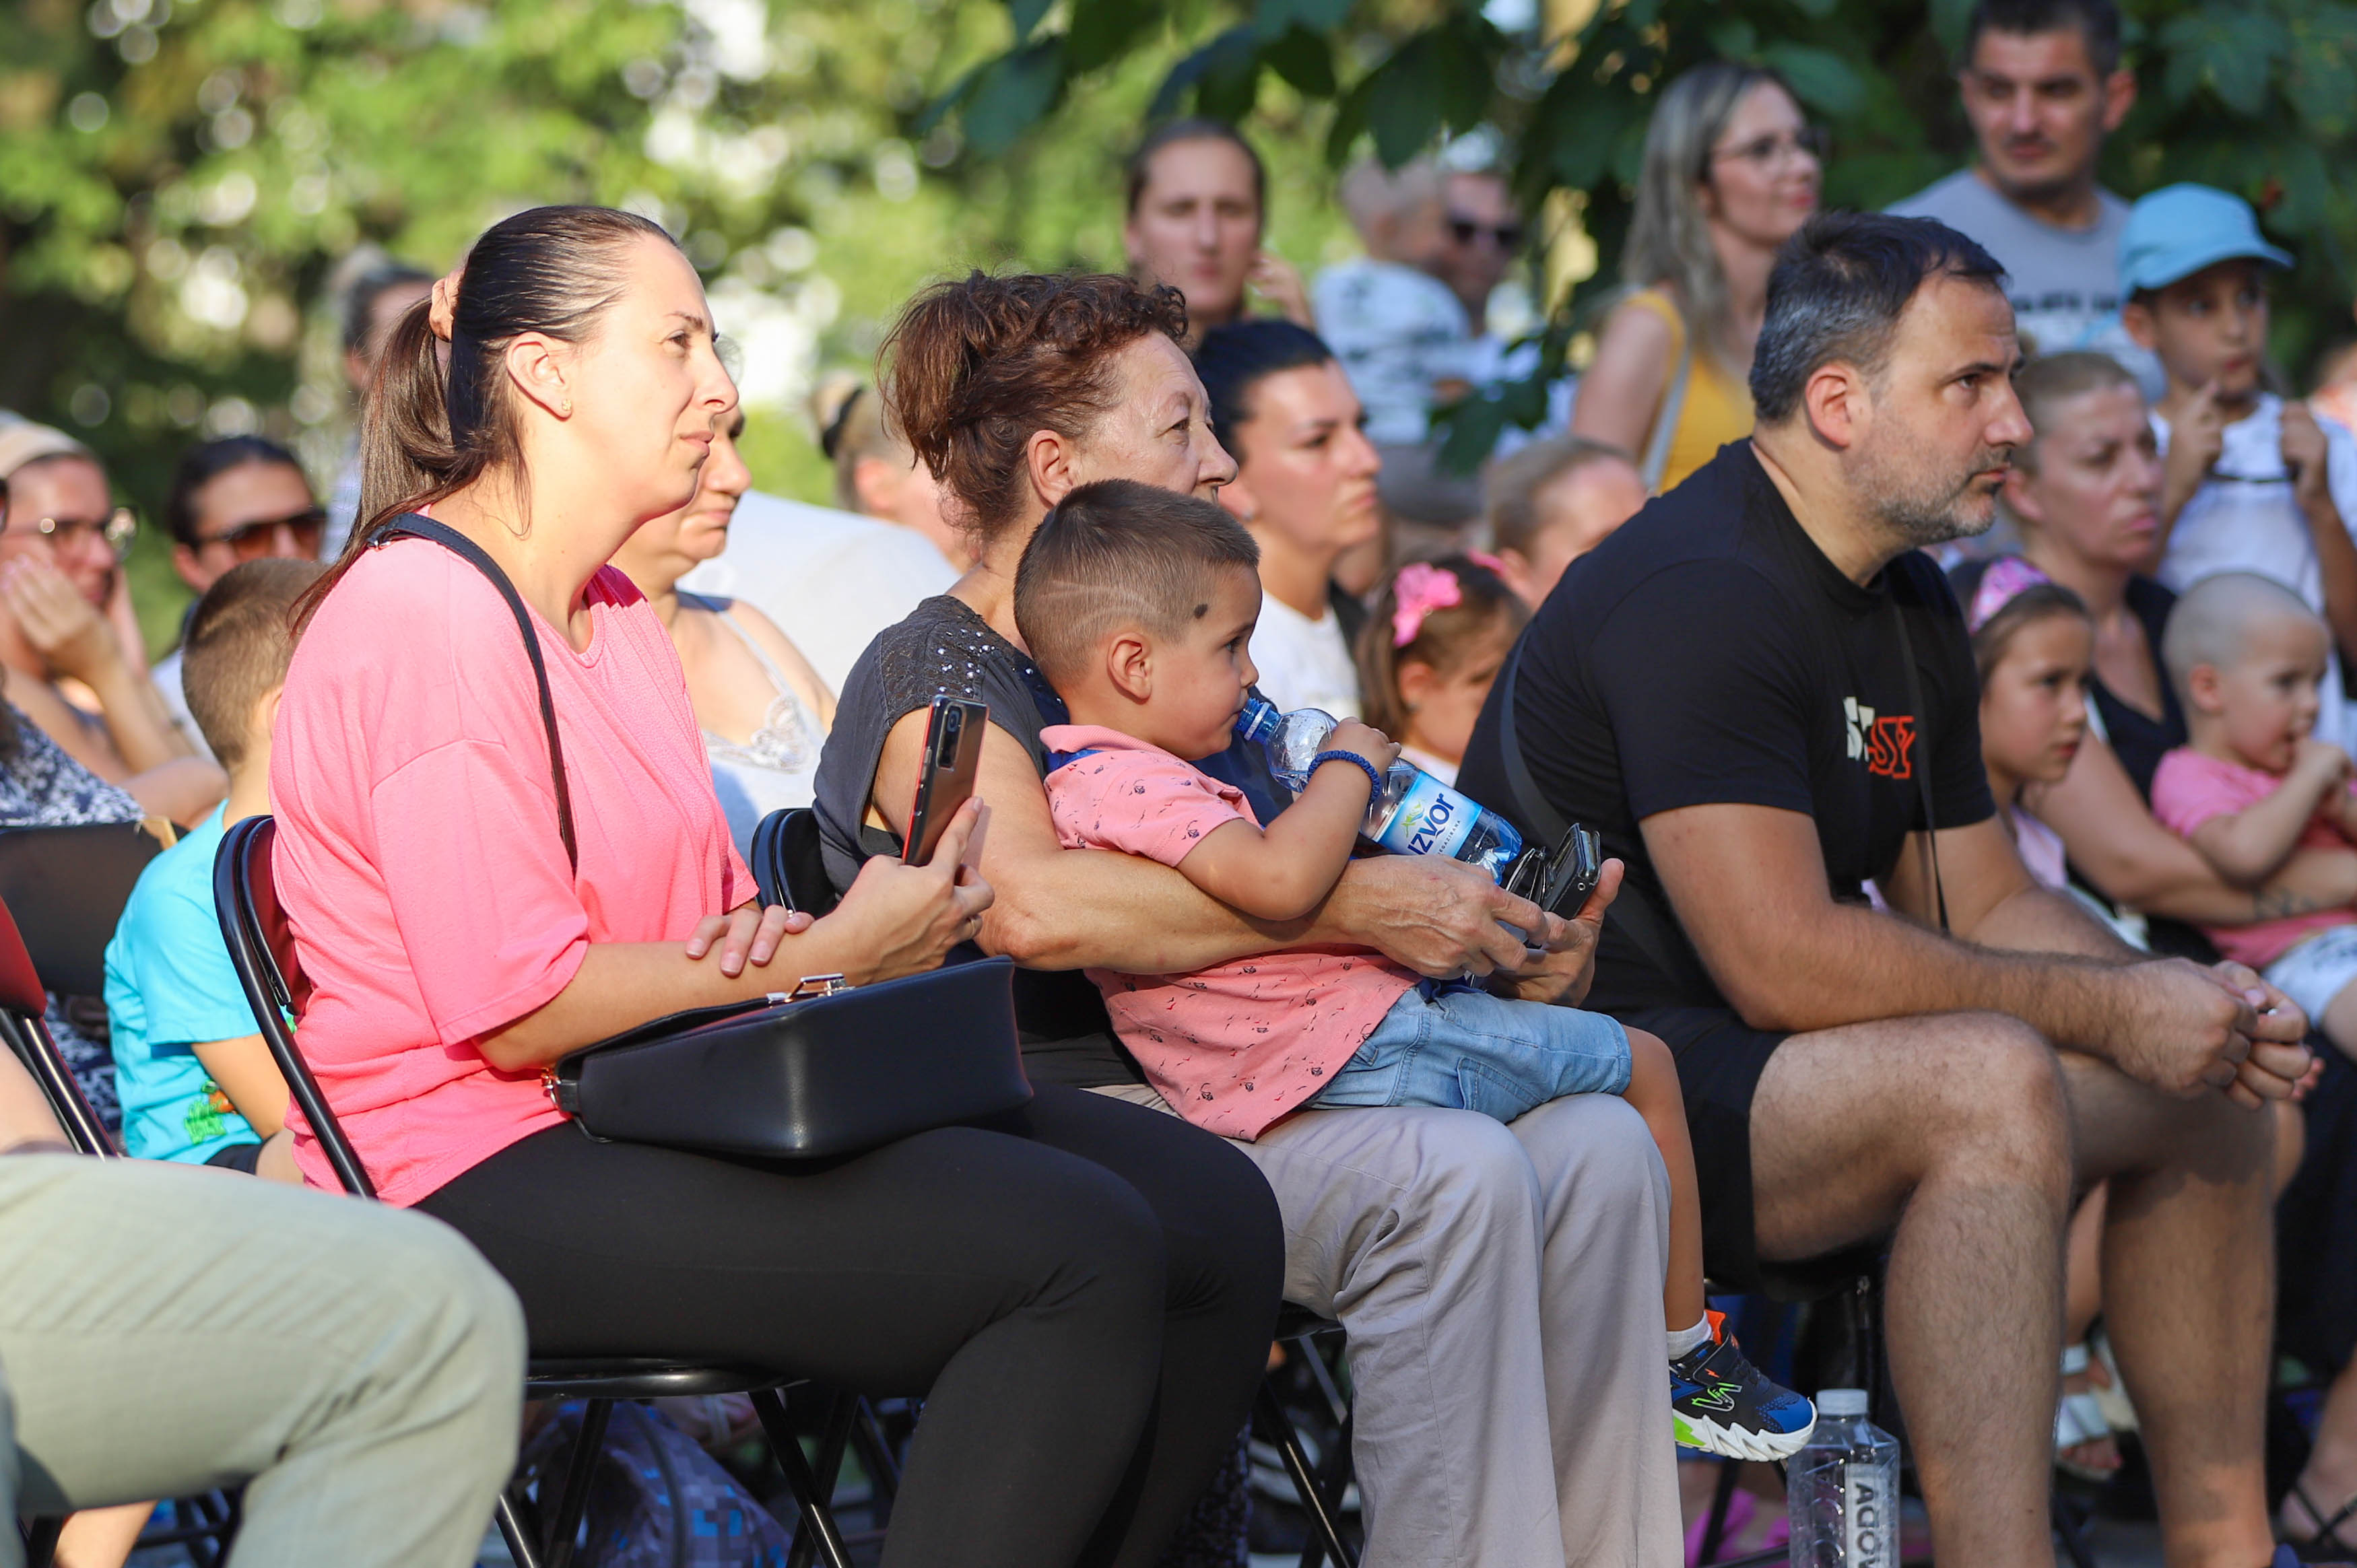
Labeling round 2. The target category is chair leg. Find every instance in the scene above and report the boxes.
[23,1517,61,1568]
[851,1396,902,1506]
[752,1387,853,1568]
[494,1491,543,1568]
[541,1398,611,1568]
[1253,1377,1356,1568]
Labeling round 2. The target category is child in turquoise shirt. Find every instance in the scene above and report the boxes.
[105,559,323,1173]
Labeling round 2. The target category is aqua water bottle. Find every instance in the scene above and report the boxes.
[1786,1389,1900,1567]
[1234,697,1526,881]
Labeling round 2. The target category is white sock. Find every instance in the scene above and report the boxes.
[1667,1314,1711,1362]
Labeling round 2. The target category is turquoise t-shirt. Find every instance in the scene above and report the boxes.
[102,807,262,1163]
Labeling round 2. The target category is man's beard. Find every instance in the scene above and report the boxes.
[1987,160,2076,213]
[1856,434,2008,549]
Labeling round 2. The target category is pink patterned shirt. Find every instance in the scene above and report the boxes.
[1040,724,1417,1139]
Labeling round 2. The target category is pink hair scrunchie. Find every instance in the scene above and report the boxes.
[1391,561,1465,647]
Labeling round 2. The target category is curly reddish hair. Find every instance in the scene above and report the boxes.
[880,271,1191,545]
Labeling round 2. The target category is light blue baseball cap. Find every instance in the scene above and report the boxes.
[2119,183,2292,294]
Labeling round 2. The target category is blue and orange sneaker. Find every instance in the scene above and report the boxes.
[1670,1309,1817,1461]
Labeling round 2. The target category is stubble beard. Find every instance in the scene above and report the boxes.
[1856,434,2005,550]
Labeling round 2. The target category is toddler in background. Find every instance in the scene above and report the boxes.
[2124,183,2357,748]
[1017,478,1814,1462]
[2152,572,2357,1056]
[1354,555,1527,784]
[104,559,321,1180]
[1481,436,1647,611]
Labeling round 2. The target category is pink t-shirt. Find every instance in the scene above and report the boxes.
[271,539,750,1205]
[1040,724,1416,1140]
[2150,745,2357,969]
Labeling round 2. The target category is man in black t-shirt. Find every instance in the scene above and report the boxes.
[1459,211,2310,1567]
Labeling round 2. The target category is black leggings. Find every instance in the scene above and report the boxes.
[417,1085,1282,1568]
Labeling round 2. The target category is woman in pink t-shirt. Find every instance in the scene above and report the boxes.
[272,205,1271,1568]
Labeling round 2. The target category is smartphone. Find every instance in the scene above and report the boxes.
[904,697,988,866]
[1539,825,1603,918]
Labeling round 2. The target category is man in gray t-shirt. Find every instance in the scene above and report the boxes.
[1888,0,2148,380]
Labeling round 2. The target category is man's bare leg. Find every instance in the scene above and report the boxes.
[2059,1052,2276,1568]
[1747,1011,2072,1566]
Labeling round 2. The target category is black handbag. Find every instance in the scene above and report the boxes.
[377,516,1032,1158]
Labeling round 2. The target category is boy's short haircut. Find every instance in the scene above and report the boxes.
[2160,571,2321,702]
[183,558,328,769]
[1014,479,1260,691]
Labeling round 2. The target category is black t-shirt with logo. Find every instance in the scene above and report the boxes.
[1457,441,1995,1014]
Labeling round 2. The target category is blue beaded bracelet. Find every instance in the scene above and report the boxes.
[1310,749,1385,803]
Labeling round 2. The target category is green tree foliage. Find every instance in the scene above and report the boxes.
[0,0,1352,647]
[939,0,2357,462]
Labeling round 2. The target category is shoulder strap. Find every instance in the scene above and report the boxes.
[376,516,578,872]
[1496,628,1702,991]
[1638,297,1694,494]
[1888,588,1948,933]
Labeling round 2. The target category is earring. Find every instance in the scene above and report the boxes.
[559,399,572,416]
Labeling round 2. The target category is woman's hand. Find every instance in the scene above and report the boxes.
[684,902,816,980]
[1496,857,1625,1007]
[1,559,124,686]
[1248,250,1314,330]
[828,798,996,984]
[1327,853,1560,978]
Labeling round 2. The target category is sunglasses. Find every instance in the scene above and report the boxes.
[198,506,327,561]
[1447,215,1525,250]
[3,507,139,559]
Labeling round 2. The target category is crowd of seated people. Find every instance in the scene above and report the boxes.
[18,3,2357,1566]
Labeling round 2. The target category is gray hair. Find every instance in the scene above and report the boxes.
[1620,61,1791,376]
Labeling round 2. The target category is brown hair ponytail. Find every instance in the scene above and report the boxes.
[297,204,677,629]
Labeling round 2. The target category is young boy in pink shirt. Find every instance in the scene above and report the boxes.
[1016,478,1814,1462]
[2153,570,2357,1060]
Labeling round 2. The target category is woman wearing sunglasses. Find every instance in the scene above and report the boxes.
[1571,62,1821,493]
[152,436,327,761]
[0,415,222,824]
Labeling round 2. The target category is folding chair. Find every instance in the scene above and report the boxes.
[0,889,114,1159]
[213,814,859,1568]
[0,821,164,1155]
[752,807,1362,1568]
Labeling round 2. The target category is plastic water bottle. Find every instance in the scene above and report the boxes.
[1787,1389,1899,1567]
[1234,697,1525,881]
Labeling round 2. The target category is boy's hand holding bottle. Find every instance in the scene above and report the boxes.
[1325,720,1401,779]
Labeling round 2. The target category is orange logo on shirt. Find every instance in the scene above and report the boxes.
[1844,698,1916,780]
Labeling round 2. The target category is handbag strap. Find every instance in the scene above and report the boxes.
[377,515,578,872]
[1495,628,1705,993]
[1888,592,1949,933]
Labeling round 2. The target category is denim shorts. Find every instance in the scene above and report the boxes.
[1310,980,1632,1124]
[2264,923,2357,1025]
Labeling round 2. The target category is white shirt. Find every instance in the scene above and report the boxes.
[2153,393,2357,747]
[1313,260,1486,447]
[1250,592,1362,720]
[150,646,215,763]
[679,489,957,695]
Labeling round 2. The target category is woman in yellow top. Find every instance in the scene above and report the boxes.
[1572,63,1820,493]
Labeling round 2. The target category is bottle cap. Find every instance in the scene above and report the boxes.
[1234,697,1277,743]
[1816,1388,1869,1417]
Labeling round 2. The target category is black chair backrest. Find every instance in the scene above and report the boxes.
[0,823,162,997]
[0,892,115,1156]
[750,808,842,918]
[213,814,377,1198]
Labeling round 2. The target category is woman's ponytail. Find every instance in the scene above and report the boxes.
[292,203,675,633]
